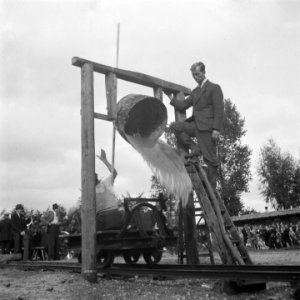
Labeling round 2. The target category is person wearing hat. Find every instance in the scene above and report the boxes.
[11,204,30,254]
[0,212,12,254]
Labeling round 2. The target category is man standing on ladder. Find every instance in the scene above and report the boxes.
[168,61,224,190]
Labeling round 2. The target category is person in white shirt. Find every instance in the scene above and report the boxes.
[47,203,66,260]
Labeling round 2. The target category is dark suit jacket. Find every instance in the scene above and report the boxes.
[0,218,12,241]
[11,212,29,234]
[170,80,224,132]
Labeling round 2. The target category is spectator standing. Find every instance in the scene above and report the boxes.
[67,218,80,234]
[47,204,66,260]
[41,204,66,260]
[275,226,283,248]
[259,225,268,245]
[11,204,30,254]
[242,224,250,246]
[0,213,12,254]
[268,225,277,249]
[281,224,291,248]
[249,226,258,249]
[295,222,300,242]
[289,226,298,246]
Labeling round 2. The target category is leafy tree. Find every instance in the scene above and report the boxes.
[292,166,300,204]
[257,138,300,209]
[218,99,252,216]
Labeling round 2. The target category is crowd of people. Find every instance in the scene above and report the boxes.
[0,150,115,261]
[0,203,81,260]
[237,221,300,250]
[2,201,300,261]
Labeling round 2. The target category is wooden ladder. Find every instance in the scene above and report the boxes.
[185,158,252,265]
[195,207,215,264]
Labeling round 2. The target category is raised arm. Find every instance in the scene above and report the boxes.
[165,91,193,112]
[96,149,118,182]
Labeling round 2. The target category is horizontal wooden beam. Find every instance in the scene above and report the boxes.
[94,112,112,121]
[72,57,191,96]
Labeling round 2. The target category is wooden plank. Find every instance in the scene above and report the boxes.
[173,91,188,160]
[153,87,163,101]
[72,57,191,96]
[81,63,97,283]
[189,169,234,264]
[177,201,184,264]
[105,72,117,120]
[215,192,253,264]
[94,112,110,121]
[183,194,200,264]
[197,165,245,265]
[172,92,187,264]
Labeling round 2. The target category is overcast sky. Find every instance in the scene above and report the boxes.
[1,0,300,213]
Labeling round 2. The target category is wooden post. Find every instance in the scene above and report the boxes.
[105,72,117,120]
[153,87,163,101]
[81,63,97,283]
[183,194,200,264]
[174,91,199,265]
[105,72,118,185]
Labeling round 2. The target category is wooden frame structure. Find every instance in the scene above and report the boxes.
[72,56,199,282]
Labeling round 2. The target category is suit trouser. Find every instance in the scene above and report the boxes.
[12,231,22,254]
[48,224,60,260]
[170,121,218,189]
[1,240,12,254]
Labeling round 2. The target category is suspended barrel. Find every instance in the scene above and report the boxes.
[115,94,168,142]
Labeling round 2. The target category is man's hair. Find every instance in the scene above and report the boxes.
[190,62,206,73]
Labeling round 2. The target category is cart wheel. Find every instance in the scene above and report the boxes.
[143,248,163,266]
[97,250,114,268]
[123,250,141,265]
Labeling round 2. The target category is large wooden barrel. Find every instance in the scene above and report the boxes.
[115,94,167,142]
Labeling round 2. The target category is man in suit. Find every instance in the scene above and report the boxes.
[168,61,224,189]
[11,204,30,254]
[0,213,12,254]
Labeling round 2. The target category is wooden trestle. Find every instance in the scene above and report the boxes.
[185,158,253,265]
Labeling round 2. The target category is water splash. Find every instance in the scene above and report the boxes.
[126,134,192,206]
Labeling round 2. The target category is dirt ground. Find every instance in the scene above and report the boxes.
[0,249,299,300]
